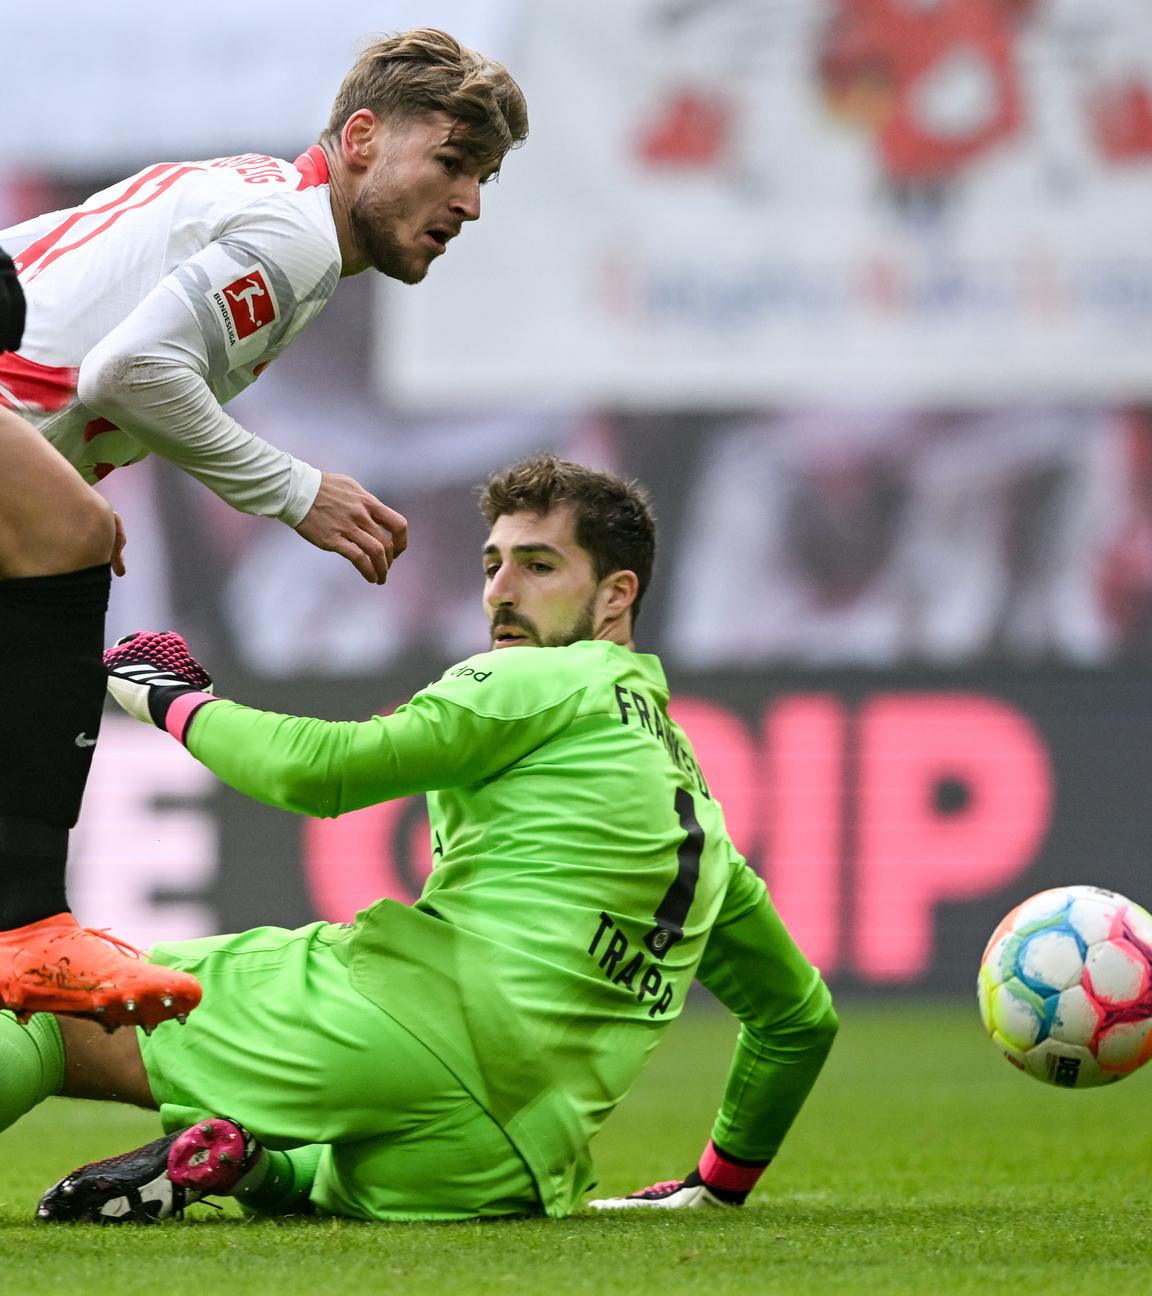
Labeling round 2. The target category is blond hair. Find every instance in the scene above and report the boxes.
[324,28,528,168]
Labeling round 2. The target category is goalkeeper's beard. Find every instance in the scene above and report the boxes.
[490,598,597,649]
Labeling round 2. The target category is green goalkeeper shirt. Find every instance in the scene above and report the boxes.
[186,641,836,1214]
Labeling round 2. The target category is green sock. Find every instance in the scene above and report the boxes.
[234,1145,322,1215]
[0,1011,64,1131]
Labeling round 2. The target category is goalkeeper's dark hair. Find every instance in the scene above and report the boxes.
[479,453,657,624]
[323,28,528,172]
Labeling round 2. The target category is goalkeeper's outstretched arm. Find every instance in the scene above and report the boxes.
[590,857,837,1209]
[104,630,583,815]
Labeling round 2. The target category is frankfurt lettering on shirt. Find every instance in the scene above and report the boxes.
[208,267,278,345]
[587,911,675,1018]
[614,684,711,799]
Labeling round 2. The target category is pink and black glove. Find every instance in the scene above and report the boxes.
[104,632,218,745]
[587,1140,768,1210]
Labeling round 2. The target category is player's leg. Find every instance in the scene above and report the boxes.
[0,1002,157,1224]
[28,923,335,1216]
[135,923,475,1145]
[37,922,539,1222]
[0,1002,151,1139]
[0,405,117,578]
[27,1012,292,1224]
[37,1115,321,1224]
[0,1010,65,1134]
[40,1106,542,1225]
[310,1097,540,1221]
[58,1013,156,1106]
[0,405,200,1028]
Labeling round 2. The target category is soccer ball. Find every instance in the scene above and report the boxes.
[977,885,1152,1088]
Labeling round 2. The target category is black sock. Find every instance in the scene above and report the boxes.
[0,563,111,926]
[0,818,69,927]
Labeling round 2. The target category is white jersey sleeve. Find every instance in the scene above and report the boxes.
[78,271,321,524]
[0,150,341,521]
[77,200,340,522]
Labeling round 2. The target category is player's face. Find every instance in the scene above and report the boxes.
[350,112,491,284]
[483,507,603,649]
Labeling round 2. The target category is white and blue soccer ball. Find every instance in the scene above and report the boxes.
[978,885,1152,1089]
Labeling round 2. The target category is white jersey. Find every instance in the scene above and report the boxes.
[0,147,341,523]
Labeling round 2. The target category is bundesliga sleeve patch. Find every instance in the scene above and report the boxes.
[206,267,279,346]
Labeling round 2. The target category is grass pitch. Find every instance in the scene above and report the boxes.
[2,1000,1151,1295]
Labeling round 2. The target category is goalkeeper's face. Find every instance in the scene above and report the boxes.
[483,506,634,650]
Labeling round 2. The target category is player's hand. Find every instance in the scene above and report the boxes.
[587,1171,737,1210]
[587,1143,765,1210]
[104,631,217,744]
[294,472,408,585]
[111,511,127,576]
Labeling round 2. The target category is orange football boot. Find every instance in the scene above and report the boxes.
[0,912,201,1031]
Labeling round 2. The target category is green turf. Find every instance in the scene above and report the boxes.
[2,1000,1151,1294]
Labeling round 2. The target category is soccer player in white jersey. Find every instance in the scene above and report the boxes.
[0,30,528,1027]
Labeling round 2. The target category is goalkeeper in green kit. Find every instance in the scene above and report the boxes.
[4,453,837,1223]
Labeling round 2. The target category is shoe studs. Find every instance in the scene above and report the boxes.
[124,998,137,1015]
[161,995,174,1009]
[176,1013,188,1025]
[91,1003,119,1034]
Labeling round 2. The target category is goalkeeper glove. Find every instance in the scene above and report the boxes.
[587,1140,768,1210]
[104,631,218,744]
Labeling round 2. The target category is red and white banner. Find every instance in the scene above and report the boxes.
[384,0,1152,406]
